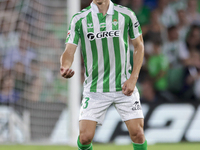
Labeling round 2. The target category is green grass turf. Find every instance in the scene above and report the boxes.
[0,143,200,150]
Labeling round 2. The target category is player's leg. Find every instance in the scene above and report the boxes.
[78,92,112,149]
[125,118,147,150]
[77,120,97,150]
[114,91,147,150]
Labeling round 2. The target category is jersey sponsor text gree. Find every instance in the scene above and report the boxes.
[87,30,120,40]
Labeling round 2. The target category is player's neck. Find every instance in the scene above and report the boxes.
[94,1,110,16]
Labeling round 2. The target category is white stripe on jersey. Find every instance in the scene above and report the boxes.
[118,13,127,84]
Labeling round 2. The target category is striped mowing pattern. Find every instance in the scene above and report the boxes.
[66,1,142,93]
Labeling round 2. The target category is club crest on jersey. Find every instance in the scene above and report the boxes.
[87,30,120,41]
[87,23,93,28]
[112,19,118,26]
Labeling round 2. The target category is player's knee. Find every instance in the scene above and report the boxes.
[130,129,145,143]
[79,133,93,145]
[135,131,145,143]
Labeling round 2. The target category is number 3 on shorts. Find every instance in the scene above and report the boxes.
[83,97,89,109]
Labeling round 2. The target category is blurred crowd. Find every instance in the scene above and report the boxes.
[0,0,68,104]
[0,0,200,104]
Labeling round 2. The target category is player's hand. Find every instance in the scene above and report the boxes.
[60,67,75,78]
[122,78,137,96]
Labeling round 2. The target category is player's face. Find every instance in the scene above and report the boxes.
[93,0,108,5]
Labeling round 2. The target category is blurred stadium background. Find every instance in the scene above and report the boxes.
[0,0,200,149]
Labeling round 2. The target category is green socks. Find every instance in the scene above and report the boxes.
[77,137,147,150]
[133,140,147,150]
[77,137,93,150]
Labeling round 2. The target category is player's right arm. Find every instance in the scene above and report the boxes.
[60,14,80,78]
[60,43,77,78]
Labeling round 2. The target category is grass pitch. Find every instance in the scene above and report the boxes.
[0,142,200,150]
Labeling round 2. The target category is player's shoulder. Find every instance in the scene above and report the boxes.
[72,6,92,20]
[113,3,135,16]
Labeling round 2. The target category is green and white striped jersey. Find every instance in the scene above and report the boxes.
[66,1,142,93]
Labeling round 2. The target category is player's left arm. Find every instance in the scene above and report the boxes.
[122,35,144,96]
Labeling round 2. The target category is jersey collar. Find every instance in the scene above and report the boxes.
[90,0,114,15]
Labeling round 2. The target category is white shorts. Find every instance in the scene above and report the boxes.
[79,91,144,126]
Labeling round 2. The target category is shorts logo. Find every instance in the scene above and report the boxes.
[134,21,140,28]
[132,101,141,111]
[87,30,120,41]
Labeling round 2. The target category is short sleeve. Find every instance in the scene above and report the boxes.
[128,11,142,40]
[65,16,80,45]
